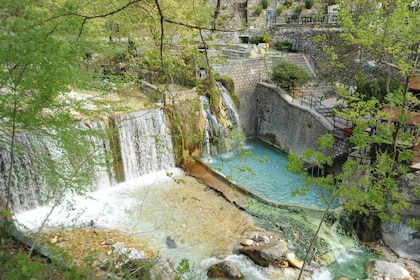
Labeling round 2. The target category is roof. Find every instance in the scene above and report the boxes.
[380,108,420,126]
[409,76,420,92]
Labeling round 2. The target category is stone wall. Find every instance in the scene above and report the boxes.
[270,27,342,71]
[213,56,282,136]
[255,82,333,157]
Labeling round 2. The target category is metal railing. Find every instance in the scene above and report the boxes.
[295,92,351,131]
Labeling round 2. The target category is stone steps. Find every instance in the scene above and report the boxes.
[283,53,316,78]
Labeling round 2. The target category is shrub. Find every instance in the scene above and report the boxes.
[275,41,293,52]
[261,0,268,9]
[249,35,264,44]
[271,61,310,89]
[276,6,286,15]
[255,5,263,16]
[296,5,305,14]
[285,0,293,8]
[305,0,314,9]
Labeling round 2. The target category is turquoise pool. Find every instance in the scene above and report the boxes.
[206,138,336,209]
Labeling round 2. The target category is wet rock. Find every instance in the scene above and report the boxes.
[207,260,243,279]
[368,260,412,280]
[111,242,147,260]
[252,233,270,244]
[165,236,177,249]
[239,239,287,267]
[286,253,303,269]
[150,259,176,280]
[240,239,254,246]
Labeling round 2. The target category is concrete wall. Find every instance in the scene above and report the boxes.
[255,82,333,157]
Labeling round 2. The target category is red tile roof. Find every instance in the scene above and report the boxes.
[380,108,420,125]
[409,76,420,91]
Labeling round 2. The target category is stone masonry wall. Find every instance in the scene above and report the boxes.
[213,56,282,136]
[255,82,333,157]
[270,27,342,71]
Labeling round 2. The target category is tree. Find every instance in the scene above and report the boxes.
[0,1,122,271]
[287,1,420,278]
[335,0,420,228]
[286,134,342,280]
[271,61,310,90]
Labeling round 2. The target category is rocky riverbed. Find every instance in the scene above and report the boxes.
[36,172,420,279]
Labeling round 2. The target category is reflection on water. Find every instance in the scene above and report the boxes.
[206,138,336,209]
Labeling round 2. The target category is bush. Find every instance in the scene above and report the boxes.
[255,5,263,16]
[305,0,314,9]
[271,61,310,89]
[249,35,264,44]
[296,5,305,14]
[276,6,286,15]
[285,0,293,8]
[275,41,293,52]
[261,0,268,9]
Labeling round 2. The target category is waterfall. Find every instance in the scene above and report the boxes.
[216,81,240,130]
[199,95,227,157]
[200,83,242,157]
[0,121,114,212]
[85,120,115,190]
[115,109,175,180]
[0,108,176,212]
[0,133,53,211]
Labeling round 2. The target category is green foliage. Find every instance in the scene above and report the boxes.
[354,73,403,104]
[284,0,293,8]
[175,258,199,280]
[271,61,310,89]
[277,6,286,15]
[261,0,269,9]
[249,35,265,44]
[263,33,271,44]
[296,5,305,14]
[3,253,44,280]
[275,41,293,52]
[255,5,263,16]
[305,0,314,9]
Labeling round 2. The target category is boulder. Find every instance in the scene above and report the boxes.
[252,233,270,244]
[286,253,303,269]
[240,239,254,246]
[150,260,176,280]
[207,260,242,279]
[368,260,412,280]
[239,240,287,267]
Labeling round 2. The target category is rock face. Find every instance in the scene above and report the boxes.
[382,171,420,261]
[207,260,243,279]
[368,260,413,280]
[239,239,288,267]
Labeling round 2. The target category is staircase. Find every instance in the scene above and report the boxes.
[283,53,316,78]
[298,91,354,158]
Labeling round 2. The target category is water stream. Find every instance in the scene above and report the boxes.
[5,85,386,279]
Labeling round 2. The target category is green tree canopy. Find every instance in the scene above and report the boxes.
[271,61,310,89]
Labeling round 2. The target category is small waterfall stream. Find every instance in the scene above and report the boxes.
[199,82,242,158]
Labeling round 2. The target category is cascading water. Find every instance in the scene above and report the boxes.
[83,120,116,190]
[1,108,176,214]
[0,121,116,212]
[199,82,242,158]
[115,109,175,180]
[0,133,54,211]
